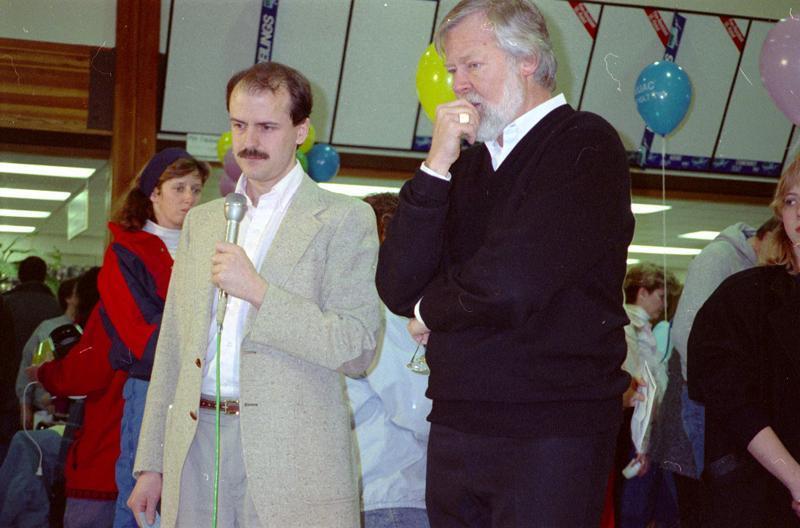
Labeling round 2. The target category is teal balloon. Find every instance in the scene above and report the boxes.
[307,144,340,182]
[296,150,308,173]
[634,61,692,136]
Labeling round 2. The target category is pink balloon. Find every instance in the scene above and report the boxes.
[760,16,800,124]
[218,171,237,196]
[223,148,241,180]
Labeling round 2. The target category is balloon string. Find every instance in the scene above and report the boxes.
[661,136,669,323]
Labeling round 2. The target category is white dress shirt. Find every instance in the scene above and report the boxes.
[202,163,304,398]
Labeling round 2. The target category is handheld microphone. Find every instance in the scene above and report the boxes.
[216,193,248,326]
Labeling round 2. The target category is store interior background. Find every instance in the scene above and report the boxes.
[1,0,797,286]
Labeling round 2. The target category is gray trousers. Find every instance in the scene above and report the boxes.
[176,408,263,527]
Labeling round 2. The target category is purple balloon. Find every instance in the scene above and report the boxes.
[760,16,800,125]
[223,148,241,180]
[218,171,237,196]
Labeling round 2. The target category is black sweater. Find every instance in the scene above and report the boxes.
[377,105,634,437]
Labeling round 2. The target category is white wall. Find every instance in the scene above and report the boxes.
[0,0,173,52]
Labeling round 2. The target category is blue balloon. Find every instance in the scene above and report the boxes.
[307,144,340,182]
[634,61,692,136]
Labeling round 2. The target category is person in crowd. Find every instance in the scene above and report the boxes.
[375,0,634,525]
[97,148,208,528]
[617,262,680,528]
[670,217,777,525]
[23,267,116,528]
[672,218,779,471]
[0,256,62,461]
[688,158,800,526]
[348,192,432,528]
[128,62,380,528]
[15,277,79,430]
[0,275,82,528]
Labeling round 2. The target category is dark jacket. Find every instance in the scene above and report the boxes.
[376,105,634,437]
[688,265,800,526]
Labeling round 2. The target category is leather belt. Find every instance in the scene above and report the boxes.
[199,397,240,415]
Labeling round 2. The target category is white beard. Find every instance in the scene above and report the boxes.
[467,69,526,143]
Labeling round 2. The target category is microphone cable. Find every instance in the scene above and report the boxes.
[22,381,44,477]
[212,322,222,528]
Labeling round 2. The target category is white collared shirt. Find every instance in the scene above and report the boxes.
[484,93,567,170]
[201,162,304,398]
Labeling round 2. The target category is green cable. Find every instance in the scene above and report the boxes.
[212,326,222,528]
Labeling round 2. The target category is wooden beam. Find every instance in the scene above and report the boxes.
[110,0,161,207]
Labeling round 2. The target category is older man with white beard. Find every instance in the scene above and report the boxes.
[376,0,634,525]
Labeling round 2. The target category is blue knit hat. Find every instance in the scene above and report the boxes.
[139,147,194,197]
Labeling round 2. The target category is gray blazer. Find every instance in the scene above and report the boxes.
[134,176,381,527]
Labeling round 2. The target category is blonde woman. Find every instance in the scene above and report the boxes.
[688,159,800,526]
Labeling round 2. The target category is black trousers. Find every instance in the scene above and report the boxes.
[426,423,617,528]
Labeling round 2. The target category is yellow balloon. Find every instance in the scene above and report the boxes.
[217,131,233,162]
[416,44,455,123]
[299,123,316,154]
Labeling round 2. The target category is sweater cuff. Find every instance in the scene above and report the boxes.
[414,298,427,329]
[408,168,451,204]
[728,403,772,453]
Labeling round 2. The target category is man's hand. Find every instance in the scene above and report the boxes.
[634,452,650,477]
[127,471,162,526]
[425,99,480,176]
[407,318,430,345]
[623,377,646,408]
[211,242,268,308]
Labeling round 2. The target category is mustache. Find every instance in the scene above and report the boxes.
[237,148,269,159]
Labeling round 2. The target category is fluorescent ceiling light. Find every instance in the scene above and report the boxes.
[0,162,95,179]
[0,224,36,233]
[318,182,401,197]
[626,258,641,265]
[0,208,50,219]
[0,188,71,201]
[631,203,671,214]
[628,244,702,256]
[679,230,720,240]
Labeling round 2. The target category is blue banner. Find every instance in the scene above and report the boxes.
[255,0,279,64]
[627,151,782,177]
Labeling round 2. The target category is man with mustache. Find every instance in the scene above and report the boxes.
[127,62,380,527]
[376,1,634,525]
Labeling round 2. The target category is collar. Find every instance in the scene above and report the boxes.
[624,303,652,330]
[142,219,181,239]
[143,220,181,255]
[484,93,567,164]
[235,161,304,212]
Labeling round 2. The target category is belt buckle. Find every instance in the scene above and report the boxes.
[221,399,239,415]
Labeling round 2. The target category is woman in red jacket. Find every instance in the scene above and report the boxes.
[99,148,208,528]
[32,149,208,528]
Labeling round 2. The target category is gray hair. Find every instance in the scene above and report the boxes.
[434,0,557,91]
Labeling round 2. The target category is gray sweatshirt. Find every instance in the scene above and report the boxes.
[671,222,758,380]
